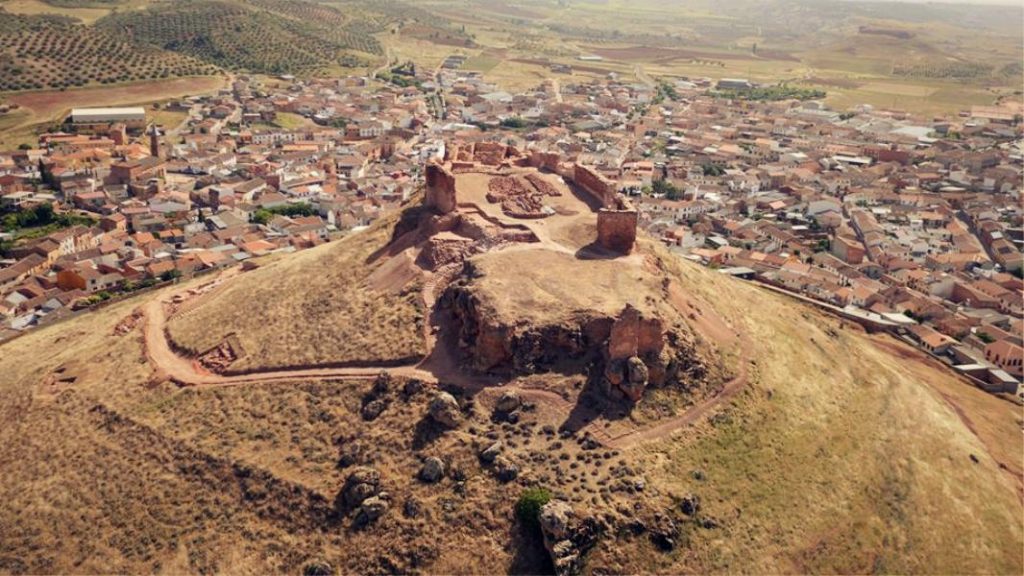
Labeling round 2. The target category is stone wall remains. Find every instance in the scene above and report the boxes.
[573,163,617,208]
[596,198,638,254]
[528,150,562,172]
[425,161,457,214]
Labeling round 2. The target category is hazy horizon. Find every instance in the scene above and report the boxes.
[837,0,1023,6]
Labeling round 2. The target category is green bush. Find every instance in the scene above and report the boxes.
[515,487,552,530]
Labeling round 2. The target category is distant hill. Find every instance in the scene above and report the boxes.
[0,9,218,92]
[96,0,385,75]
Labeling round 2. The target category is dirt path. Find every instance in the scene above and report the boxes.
[143,296,437,386]
[603,338,750,449]
[142,260,753,448]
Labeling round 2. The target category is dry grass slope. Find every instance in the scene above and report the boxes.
[606,255,1024,575]
[166,211,426,372]
[0,223,1019,575]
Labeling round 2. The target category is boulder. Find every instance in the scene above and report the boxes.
[539,500,575,542]
[538,500,602,576]
[428,392,462,428]
[479,441,503,464]
[615,356,648,402]
[492,455,519,483]
[371,371,392,396]
[680,493,701,516]
[341,466,381,510]
[361,399,386,421]
[355,495,389,526]
[419,457,445,483]
[495,390,521,413]
[626,356,648,385]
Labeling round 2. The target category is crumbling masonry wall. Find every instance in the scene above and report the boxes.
[572,163,617,208]
[597,198,638,254]
[425,161,457,214]
[528,150,562,172]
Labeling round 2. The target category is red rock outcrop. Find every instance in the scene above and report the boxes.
[606,304,664,361]
[421,232,475,269]
[442,273,706,404]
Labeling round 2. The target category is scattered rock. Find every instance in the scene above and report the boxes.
[302,561,335,576]
[492,455,519,482]
[419,457,445,483]
[680,493,700,516]
[402,379,425,399]
[403,498,421,518]
[355,495,389,527]
[341,466,381,510]
[479,441,503,464]
[495,390,521,413]
[625,519,646,535]
[650,514,679,552]
[337,442,364,468]
[428,392,462,428]
[361,399,387,421]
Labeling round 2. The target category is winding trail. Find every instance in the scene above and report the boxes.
[140,274,751,450]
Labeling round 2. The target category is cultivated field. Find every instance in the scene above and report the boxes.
[0,8,219,92]
[389,0,1023,116]
[0,76,225,148]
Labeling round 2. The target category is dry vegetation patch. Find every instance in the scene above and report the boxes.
[166,213,426,372]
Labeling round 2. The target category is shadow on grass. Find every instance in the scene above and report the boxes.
[509,522,555,576]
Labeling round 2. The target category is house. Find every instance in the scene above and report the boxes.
[984,340,1023,378]
[56,264,124,293]
[909,324,957,355]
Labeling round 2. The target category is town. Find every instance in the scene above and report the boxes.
[1,64,1021,397]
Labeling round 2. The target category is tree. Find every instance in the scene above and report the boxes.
[515,487,552,531]
[652,178,684,200]
[160,269,182,282]
[500,116,527,129]
[701,163,725,177]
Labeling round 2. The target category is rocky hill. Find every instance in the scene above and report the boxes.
[0,143,1020,575]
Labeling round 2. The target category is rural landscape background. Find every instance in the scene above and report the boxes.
[0,0,1021,575]
[0,0,1021,148]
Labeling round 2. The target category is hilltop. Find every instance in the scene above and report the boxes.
[0,143,1020,574]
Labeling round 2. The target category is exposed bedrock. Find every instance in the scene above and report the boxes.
[440,275,706,402]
